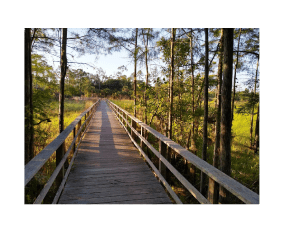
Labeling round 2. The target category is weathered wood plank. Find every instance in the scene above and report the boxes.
[66,173,160,185]
[60,187,168,201]
[59,191,171,204]
[58,100,172,204]
[62,185,165,197]
[60,197,171,204]
[64,179,162,192]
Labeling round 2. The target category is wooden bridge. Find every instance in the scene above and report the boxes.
[25,99,259,204]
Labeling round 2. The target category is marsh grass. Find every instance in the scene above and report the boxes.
[231,112,259,193]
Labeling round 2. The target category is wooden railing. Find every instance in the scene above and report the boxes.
[108,100,259,204]
[25,99,100,204]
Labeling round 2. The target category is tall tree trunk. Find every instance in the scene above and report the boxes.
[219,28,234,204]
[254,103,259,154]
[59,28,67,134]
[24,28,31,165]
[168,28,175,140]
[190,29,194,139]
[188,28,197,184]
[200,28,209,195]
[208,29,224,203]
[231,28,242,124]
[29,35,34,160]
[134,28,138,117]
[142,29,150,155]
[189,28,197,153]
[57,28,67,184]
[250,58,259,147]
[143,29,149,124]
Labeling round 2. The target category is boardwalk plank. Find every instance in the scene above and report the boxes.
[59,192,170,204]
[62,185,166,196]
[58,100,172,204]
[63,179,162,192]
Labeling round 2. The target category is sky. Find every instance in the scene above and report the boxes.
[42,28,136,77]
[39,28,258,91]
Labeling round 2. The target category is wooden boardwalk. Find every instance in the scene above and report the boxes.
[58,100,172,204]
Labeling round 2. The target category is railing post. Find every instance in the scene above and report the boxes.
[122,110,125,125]
[140,126,145,151]
[131,119,137,141]
[55,143,64,186]
[72,127,76,155]
[82,112,89,131]
[159,140,167,180]
[208,178,219,204]
[77,119,82,144]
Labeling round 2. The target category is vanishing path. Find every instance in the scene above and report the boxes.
[58,100,172,204]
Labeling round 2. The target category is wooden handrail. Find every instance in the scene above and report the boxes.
[108,100,259,204]
[25,99,100,203]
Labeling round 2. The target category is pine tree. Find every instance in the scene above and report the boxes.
[200,28,209,195]
[134,28,138,117]
[25,28,33,164]
[219,28,234,203]
[231,28,242,124]
[208,28,224,203]
[168,28,176,140]
[57,28,67,184]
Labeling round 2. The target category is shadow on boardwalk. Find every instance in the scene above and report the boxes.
[58,100,172,204]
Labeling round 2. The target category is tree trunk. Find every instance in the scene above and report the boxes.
[144,29,149,124]
[57,28,67,185]
[219,28,234,204]
[250,58,259,147]
[231,28,242,124]
[142,29,149,154]
[254,103,259,154]
[187,29,197,184]
[29,35,34,161]
[59,28,67,134]
[190,29,194,138]
[24,28,31,165]
[134,28,138,118]
[168,28,175,140]
[200,28,209,195]
[208,29,224,203]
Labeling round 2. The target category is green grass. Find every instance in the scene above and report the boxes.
[111,99,134,114]
[231,112,259,193]
[34,99,95,156]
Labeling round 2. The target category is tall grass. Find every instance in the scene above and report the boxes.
[111,99,134,114]
[231,112,259,193]
[34,99,95,156]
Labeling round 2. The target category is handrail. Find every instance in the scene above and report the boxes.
[108,100,259,204]
[25,99,100,203]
